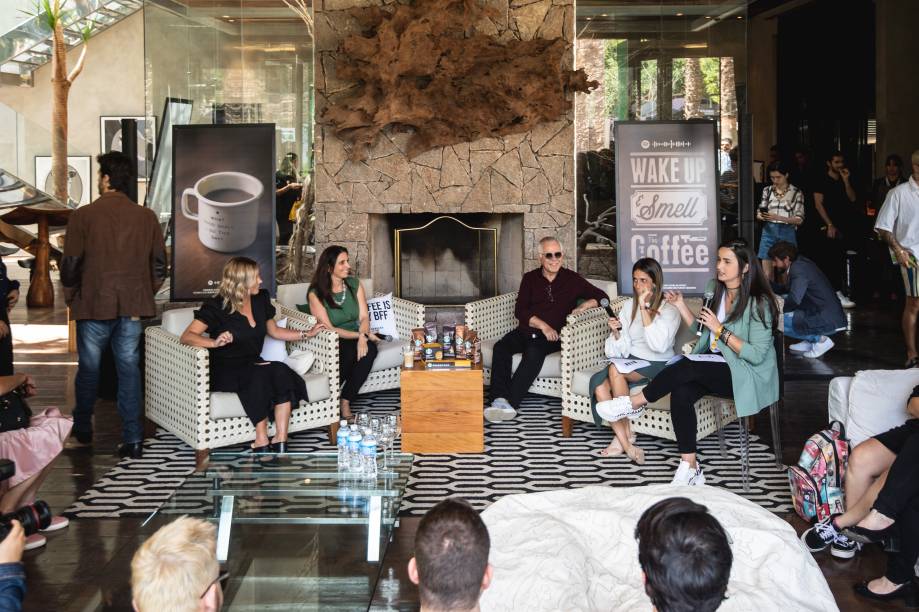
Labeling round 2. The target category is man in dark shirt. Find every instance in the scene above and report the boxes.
[812,150,859,308]
[484,236,607,422]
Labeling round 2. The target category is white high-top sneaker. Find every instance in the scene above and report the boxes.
[671,460,706,486]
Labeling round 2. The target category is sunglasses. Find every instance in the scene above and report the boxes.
[542,252,563,260]
[200,570,231,598]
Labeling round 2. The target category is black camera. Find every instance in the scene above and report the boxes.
[0,459,52,538]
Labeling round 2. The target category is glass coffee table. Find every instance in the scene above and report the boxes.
[145,451,413,610]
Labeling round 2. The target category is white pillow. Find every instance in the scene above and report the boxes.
[846,369,918,446]
[366,293,398,339]
[284,349,316,376]
[260,317,289,362]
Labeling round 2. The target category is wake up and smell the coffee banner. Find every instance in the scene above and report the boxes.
[614,120,719,296]
[171,124,276,301]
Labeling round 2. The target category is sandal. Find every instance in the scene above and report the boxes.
[625,445,646,465]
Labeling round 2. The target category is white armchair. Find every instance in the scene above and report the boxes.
[464,279,617,401]
[276,281,425,394]
[144,306,340,470]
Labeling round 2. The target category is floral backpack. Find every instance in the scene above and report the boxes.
[787,421,849,522]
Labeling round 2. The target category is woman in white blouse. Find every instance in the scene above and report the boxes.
[590,258,682,464]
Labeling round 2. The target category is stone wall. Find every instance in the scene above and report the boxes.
[314,0,576,278]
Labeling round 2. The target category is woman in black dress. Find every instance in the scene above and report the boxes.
[180,257,325,453]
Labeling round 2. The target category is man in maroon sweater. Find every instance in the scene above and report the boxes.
[484,237,607,422]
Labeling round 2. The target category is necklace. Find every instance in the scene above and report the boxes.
[332,289,346,306]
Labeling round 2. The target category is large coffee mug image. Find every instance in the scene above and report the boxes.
[181,171,264,253]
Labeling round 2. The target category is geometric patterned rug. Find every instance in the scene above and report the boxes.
[65,390,793,518]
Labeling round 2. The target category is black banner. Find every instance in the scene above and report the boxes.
[614,120,719,295]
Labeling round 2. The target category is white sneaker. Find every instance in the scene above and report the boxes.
[671,460,706,486]
[836,291,855,309]
[789,340,813,353]
[803,336,834,359]
[596,396,644,422]
[484,398,516,423]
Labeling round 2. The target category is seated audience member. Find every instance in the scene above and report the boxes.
[408,498,492,612]
[0,373,72,551]
[181,257,324,454]
[485,236,607,423]
[618,240,780,485]
[131,516,225,612]
[768,241,845,358]
[0,519,25,611]
[635,497,733,612]
[307,245,381,419]
[803,385,919,606]
[757,162,805,283]
[592,258,681,464]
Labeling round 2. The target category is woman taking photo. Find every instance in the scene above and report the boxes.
[591,258,681,464]
[609,240,780,485]
[308,246,381,419]
[757,161,805,281]
[181,257,324,453]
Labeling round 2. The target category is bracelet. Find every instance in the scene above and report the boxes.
[721,329,733,344]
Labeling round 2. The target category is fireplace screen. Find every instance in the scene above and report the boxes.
[394,216,498,306]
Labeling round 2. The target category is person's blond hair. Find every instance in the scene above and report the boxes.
[131,516,219,612]
[217,257,259,313]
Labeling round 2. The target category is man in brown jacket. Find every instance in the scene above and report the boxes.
[62,151,167,459]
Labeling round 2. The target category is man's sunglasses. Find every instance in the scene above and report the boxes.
[200,570,231,598]
[542,252,563,260]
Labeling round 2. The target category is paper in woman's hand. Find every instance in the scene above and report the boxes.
[608,357,651,373]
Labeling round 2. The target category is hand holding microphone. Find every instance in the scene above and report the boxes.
[696,289,715,336]
[601,298,621,338]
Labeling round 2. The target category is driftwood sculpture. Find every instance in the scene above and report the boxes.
[321,0,598,160]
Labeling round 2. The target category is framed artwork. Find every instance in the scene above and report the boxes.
[34,155,91,206]
[99,116,157,180]
[145,97,193,222]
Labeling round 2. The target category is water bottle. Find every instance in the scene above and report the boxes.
[336,421,350,469]
[348,428,363,473]
[360,433,378,479]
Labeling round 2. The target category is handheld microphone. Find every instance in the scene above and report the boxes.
[600,298,616,319]
[377,334,393,342]
[696,284,716,336]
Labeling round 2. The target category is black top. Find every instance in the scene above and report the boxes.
[194,289,275,388]
[814,173,857,233]
[276,172,302,218]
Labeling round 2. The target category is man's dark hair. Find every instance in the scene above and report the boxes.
[96,151,135,194]
[635,497,732,612]
[885,153,903,168]
[824,149,844,164]
[415,498,490,611]
[767,241,798,262]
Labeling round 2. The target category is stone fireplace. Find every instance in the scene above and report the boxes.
[313,0,577,296]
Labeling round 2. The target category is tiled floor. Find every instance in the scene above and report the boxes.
[6,259,914,610]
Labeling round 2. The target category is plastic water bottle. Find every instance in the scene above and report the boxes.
[360,433,378,479]
[336,421,350,469]
[348,428,363,473]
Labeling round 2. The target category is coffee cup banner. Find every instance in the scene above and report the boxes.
[171,124,277,301]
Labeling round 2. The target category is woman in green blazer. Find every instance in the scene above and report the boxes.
[612,239,780,486]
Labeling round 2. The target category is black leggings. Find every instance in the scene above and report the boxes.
[872,420,919,584]
[640,358,733,454]
[338,338,378,402]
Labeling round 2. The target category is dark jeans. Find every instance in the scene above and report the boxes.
[489,328,561,409]
[640,358,733,454]
[338,338,378,402]
[0,306,11,376]
[0,562,24,612]
[872,420,919,584]
[74,318,143,444]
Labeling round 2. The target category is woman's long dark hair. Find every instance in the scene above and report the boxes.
[310,245,349,309]
[630,258,664,322]
[713,239,779,334]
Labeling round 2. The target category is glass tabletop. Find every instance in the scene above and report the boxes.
[146,451,414,611]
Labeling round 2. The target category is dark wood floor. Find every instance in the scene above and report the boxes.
[6,260,913,611]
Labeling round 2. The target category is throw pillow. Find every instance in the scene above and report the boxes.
[366,292,398,339]
[260,317,289,361]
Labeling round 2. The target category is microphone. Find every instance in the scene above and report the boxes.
[696,282,716,336]
[600,298,616,319]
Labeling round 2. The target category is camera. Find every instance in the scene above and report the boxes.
[0,459,52,539]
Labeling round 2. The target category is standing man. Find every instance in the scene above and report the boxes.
[768,241,846,359]
[718,138,733,173]
[876,150,919,368]
[813,151,859,308]
[62,151,167,459]
[485,236,607,422]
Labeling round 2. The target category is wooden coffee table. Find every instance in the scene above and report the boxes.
[400,362,484,453]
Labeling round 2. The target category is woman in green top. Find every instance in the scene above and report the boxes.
[615,239,780,487]
[308,246,381,418]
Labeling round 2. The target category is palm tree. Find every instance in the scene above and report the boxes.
[683,57,703,119]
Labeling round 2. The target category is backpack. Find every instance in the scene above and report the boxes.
[787,421,850,522]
